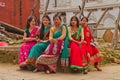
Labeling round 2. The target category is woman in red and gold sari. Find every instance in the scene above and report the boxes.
[69,16,88,74]
[81,17,102,71]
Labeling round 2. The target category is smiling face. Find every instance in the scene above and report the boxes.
[29,18,35,27]
[42,17,50,27]
[81,17,88,27]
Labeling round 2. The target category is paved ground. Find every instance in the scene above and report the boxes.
[0,63,120,80]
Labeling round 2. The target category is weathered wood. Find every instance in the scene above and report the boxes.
[112,7,120,48]
[79,0,86,18]
[92,27,114,30]
[87,10,92,18]
[42,0,50,17]
[74,6,81,16]
[95,8,109,28]
[54,0,57,7]
[0,21,24,35]
[30,0,39,16]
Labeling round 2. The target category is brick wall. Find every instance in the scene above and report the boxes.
[0,0,40,29]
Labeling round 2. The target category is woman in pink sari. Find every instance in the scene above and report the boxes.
[18,16,39,67]
[81,17,102,71]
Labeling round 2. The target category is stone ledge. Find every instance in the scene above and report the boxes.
[0,46,20,63]
[0,46,20,51]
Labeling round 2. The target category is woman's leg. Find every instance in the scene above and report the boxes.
[94,62,102,71]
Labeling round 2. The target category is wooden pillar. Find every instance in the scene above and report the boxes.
[112,7,120,49]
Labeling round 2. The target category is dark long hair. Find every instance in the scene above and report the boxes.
[39,15,51,39]
[81,17,88,22]
[26,16,34,29]
[53,13,62,21]
[25,16,34,37]
[70,16,79,27]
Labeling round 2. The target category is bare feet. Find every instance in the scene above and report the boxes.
[83,70,88,74]
[94,65,102,71]
[19,62,27,67]
[45,70,51,74]
[16,68,22,71]
[33,68,38,73]
[96,67,102,71]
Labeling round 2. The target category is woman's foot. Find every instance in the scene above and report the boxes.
[94,65,102,71]
[45,70,56,74]
[33,68,38,73]
[71,68,79,73]
[19,62,27,68]
[45,70,51,74]
[83,70,88,74]
[87,68,90,72]
[16,68,22,71]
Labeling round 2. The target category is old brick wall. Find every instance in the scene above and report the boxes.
[0,0,40,29]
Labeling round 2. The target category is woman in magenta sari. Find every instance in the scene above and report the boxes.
[81,17,102,71]
[19,15,51,71]
[35,14,67,74]
[69,16,88,74]
[18,16,39,65]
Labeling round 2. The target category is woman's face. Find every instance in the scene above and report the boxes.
[71,18,77,26]
[81,18,88,26]
[30,18,35,27]
[53,17,61,26]
[42,17,50,27]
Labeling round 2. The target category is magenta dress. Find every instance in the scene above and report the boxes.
[18,26,39,64]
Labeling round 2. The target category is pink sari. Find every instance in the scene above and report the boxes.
[18,26,39,64]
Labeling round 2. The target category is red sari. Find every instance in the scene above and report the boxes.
[83,26,101,64]
[69,27,88,70]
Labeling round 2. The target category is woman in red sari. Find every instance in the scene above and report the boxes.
[69,16,88,74]
[81,17,102,71]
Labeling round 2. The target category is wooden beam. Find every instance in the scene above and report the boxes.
[112,7,120,48]
[79,0,86,18]
[87,10,92,18]
[95,8,109,28]
[55,0,57,7]
[42,0,50,17]
[92,27,114,30]
[30,0,39,16]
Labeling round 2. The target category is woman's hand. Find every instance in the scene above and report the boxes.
[49,39,58,43]
[37,39,42,43]
[83,41,87,44]
[23,37,37,42]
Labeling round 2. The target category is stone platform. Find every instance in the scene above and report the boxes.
[0,46,20,64]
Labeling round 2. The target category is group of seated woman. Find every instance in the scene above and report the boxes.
[18,13,102,74]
